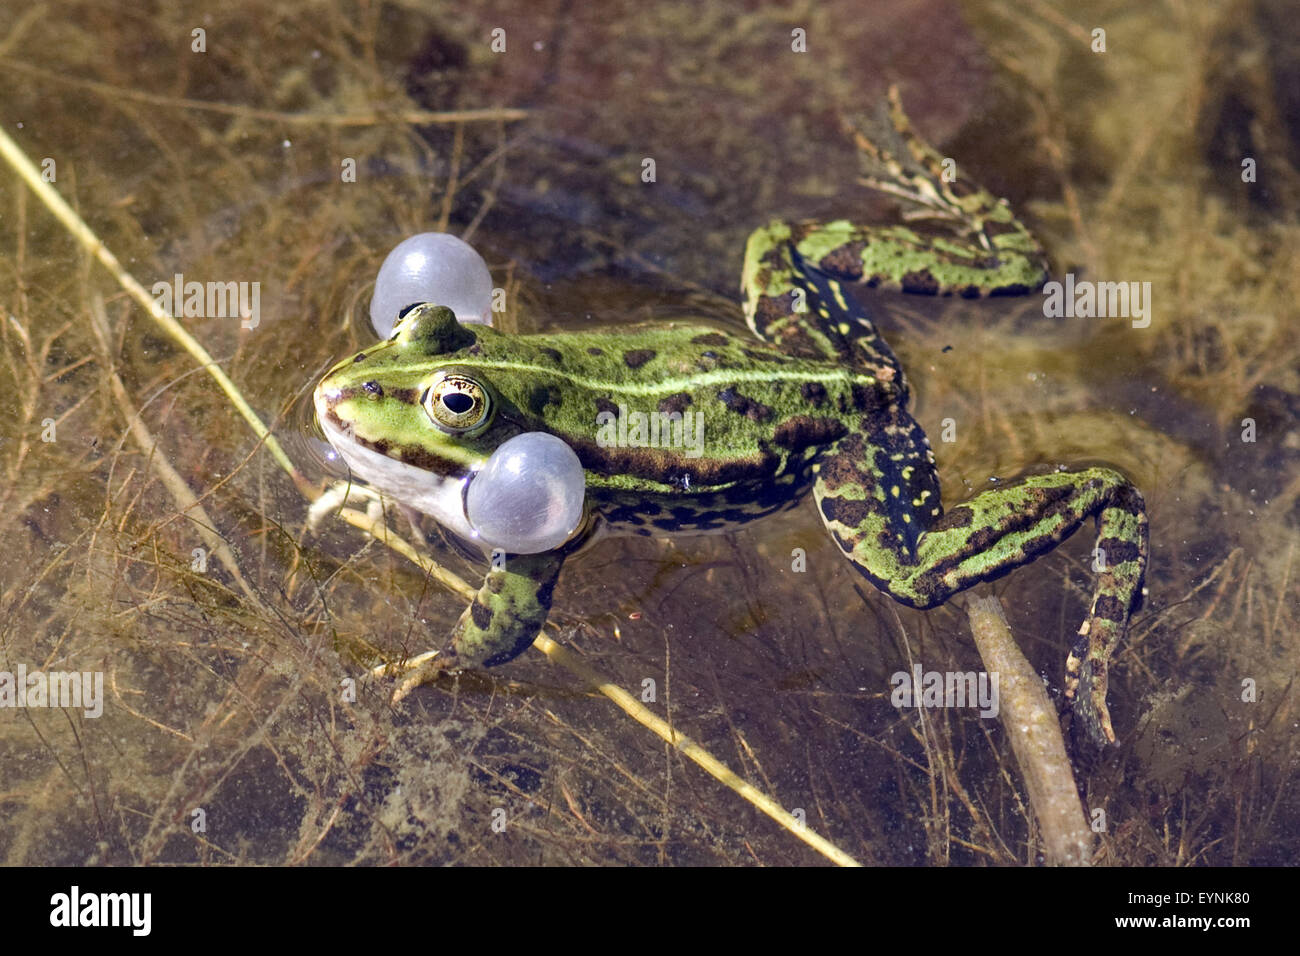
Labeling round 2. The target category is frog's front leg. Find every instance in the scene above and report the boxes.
[815,432,1148,748]
[441,550,568,669]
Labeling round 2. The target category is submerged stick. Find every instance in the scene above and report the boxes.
[966,594,1092,866]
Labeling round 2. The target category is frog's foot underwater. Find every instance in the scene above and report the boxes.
[316,87,1148,752]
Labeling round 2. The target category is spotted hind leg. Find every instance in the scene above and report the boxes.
[741,221,863,363]
[814,437,1148,747]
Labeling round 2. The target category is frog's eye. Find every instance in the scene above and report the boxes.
[423,370,492,434]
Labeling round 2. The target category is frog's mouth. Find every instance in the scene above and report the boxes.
[315,393,480,545]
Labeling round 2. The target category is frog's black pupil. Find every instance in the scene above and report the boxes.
[443,392,475,415]
[397,302,422,320]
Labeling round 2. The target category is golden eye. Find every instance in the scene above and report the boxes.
[424,370,491,434]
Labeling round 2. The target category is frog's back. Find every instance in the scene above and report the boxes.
[457,322,891,495]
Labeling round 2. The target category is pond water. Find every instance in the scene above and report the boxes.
[0,0,1295,867]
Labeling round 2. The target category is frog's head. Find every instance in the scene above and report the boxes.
[314,303,585,553]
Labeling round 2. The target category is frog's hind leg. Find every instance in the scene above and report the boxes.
[742,221,858,362]
[742,221,909,384]
[814,444,1148,748]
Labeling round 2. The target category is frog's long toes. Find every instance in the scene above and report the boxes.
[387,651,453,704]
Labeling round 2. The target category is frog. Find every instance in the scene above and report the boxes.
[313,87,1148,750]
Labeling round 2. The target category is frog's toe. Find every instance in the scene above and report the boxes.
[306,483,349,530]
[307,480,388,531]
[370,649,452,705]
[399,665,445,703]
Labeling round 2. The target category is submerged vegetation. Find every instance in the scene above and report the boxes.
[0,0,1296,865]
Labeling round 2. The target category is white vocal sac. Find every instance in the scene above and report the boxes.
[370,232,494,337]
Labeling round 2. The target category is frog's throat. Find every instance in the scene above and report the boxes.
[317,411,479,545]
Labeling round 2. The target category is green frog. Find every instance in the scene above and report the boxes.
[313,89,1148,749]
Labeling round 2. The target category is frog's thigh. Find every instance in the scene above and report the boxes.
[741,221,857,362]
[447,551,567,668]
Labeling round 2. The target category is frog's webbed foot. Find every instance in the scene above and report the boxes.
[838,86,1049,295]
[1066,648,1116,751]
[842,86,967,220]
[386,649,449,704]
[814,440,1148,747]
